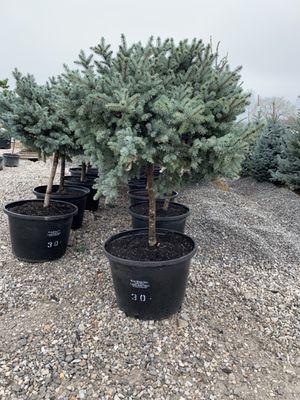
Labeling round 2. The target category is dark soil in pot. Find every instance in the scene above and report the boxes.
[12,201,74,216]
[3,153,20,167]
[64,176,99,211]
[104,228,196,320]
[129,201,190,233]
[33,185,90,230]
[4,199,77,262]
[128,190,178,206]
[0,139,11,149]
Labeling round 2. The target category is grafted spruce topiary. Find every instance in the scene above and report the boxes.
[0,70,80,205]
[63,36,256,245]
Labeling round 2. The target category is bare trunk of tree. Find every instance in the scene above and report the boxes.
[80,161,87,182]
[59,155,65,194]
[12,139,15,154]
[147,163,157,247]
[44,152,59,208]
[163,195,171,211]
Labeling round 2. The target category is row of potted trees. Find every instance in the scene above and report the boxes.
[0,37,256,319]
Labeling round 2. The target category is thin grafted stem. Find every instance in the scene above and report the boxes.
[147,163,157,247]
[44,152,59,208]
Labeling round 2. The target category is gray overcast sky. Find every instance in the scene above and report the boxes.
[1,0,300,103]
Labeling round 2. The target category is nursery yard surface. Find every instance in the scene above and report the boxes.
[0,156,299,400]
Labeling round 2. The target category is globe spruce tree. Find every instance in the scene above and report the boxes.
[272,115,300,190]
[63,36,256,246]
[251,118,289,182]
[0,70,80,206]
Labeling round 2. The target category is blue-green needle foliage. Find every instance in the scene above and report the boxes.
[63,36,255,200]
[251,119,289,182]
[273,116,300,190]
[0,70,79,158]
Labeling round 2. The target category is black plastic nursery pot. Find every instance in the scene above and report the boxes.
[128,178,147,191]
[4,199,77,262]
[64,176,99,211]
[33,185,90,230]
[69,166,99,179]
[3,153,20,167]
[104,229,197,320]
[0,156,3,171]
[0,139,11,149]
[128,189,178,206]
[129,201,190,233]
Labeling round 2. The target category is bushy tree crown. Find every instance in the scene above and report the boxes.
[62,36,255,199]
[0,70,79,158]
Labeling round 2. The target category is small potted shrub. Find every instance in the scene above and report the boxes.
[2,137,20,167]
[0,71,80,262]
[65,37,255,319]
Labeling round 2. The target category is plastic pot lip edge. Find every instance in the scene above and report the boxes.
[64,176,96,185]
[3,199,78,221]
[128,201,190,221]
[128,190,178,199]
[33,185,90,199]
[3,153,20,158]
[103,228,197,267]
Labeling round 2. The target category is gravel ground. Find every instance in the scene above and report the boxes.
[0,156,299,400]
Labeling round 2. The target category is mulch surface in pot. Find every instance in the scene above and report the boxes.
[106,231,194,261]
[11,201,74,216]
[131,202,186,217]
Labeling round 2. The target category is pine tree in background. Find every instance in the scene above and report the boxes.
[63,36,256,245]
[251,119,289,182]
[273,116,300,190]
[0,70,80,205]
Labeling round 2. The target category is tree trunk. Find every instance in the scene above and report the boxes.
[59,155,66,194]
[80,161,86,182]
[44,152,59,208]
[147,163,157,247]
[163,195,171,211]
[12,139,15,154]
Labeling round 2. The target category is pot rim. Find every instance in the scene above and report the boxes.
[33,185,90,199]
[3,153,20,158]
[128,201,190,221]
[103,228,196,267]
[128,190,178,199]
[3,199,78,221]
[64,176,96,185]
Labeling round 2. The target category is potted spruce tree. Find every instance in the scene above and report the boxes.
[65,37,255,319]
[0,70,81,262]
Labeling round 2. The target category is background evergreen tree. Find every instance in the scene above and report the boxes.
[272,115,300,190]
[63,36,256,245]
[251,118,288,182]
[0,70,80,205]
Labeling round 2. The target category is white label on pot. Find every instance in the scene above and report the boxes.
[47,241,59,248]
[47,230,61,237]
[130,280,150,289]
[130,293,148,302]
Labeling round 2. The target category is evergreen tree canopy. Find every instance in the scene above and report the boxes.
[63,36,255,200]
[273,116,300,190]
[0,70,79,158]
[251,119,288,182]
